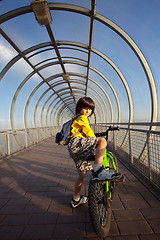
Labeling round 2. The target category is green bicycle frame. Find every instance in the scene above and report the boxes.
[102,148,117,196]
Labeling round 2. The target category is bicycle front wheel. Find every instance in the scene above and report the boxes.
[88,180,112,238]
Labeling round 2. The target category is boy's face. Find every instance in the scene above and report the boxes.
[80,107,92,117]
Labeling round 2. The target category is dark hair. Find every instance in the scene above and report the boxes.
[76,97,95,116]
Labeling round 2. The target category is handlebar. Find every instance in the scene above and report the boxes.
[95,126,120,140]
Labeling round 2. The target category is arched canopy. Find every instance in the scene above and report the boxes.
[0,0,159,130]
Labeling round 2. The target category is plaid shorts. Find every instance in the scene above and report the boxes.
[68,137,97,173]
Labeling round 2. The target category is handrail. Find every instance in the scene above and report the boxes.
[0,123,159,191]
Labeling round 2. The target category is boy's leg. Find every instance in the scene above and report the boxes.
[93,137,122,181]
[95,137,107,165]
[71,171,88,208]
[74,171,85,196]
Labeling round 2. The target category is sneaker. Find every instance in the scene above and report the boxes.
[71,195,88,208]
[92,166,122,181]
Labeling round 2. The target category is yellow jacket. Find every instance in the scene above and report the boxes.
[71,115,96,138]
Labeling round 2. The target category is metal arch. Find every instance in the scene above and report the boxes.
[53,90,105,125]
[57,100,97,126]
[0,16,131,125]
[44,23,76,102]
[0,11,75,103]
[54,94,103,125]
[51,87,107,124]
[25,57,121,122]
[50,72,120,122]
[0,43,88,81]
[24,73,67,130]
[58,107,73,125]
[49,3,158,123]
[57,43,132,122]
[0,4,157,125]
[24,82,46,130]
[10,71,36,148]
[52,92,103,126]
[24,71,120,131]
[10,68,73,130]
[39,78,111,126]
[10,56,123,138]
[30,52,121,122]
[0,34,75,116]
[40,82,109,127]
[41,55,121,122]
[55,97,93,126]
[65,78,112,121]
[24,74,72,130]
[34,88,56,128]
[0,42,52,81]
[24,66,113,129]
[69,80,110,121]
[0,36,125,125]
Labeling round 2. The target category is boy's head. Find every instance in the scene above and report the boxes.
[76,97,95,116]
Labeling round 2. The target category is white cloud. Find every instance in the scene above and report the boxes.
[0,42,15,62]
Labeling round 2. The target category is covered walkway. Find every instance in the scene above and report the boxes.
[0,139,159,240]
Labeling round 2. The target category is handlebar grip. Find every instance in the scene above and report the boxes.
[95,132,106,137]
[95,126,120,137]
[108,126,120,131]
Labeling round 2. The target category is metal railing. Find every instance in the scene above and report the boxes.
[93,122,160,191]
[0,123,160,191]
[0,126,61,158]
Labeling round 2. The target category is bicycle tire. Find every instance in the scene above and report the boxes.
[88,180,112,238]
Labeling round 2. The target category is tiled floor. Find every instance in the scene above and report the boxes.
[0,139,159,240]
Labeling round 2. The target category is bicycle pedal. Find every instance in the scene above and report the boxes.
[116,175,125,182]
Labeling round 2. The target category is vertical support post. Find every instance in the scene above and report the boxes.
[44,127,46,140]
[113,131,117,151]
[147,132,151,181]
[36,127,39,143]
[6,131,11,156]
[129,125,133,164]
[25,128,28,148]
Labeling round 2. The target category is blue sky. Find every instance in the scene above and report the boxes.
[0,0,160,130]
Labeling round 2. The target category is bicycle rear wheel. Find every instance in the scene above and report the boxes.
[88,180,112,238]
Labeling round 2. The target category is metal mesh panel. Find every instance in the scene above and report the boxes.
[0,133,7,156]
[0,124,159,190]
[150,133,160,186]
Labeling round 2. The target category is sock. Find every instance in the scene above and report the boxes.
[94,164,103,172]
[73,195,80,202]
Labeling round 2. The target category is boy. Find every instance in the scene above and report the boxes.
[68,97,121,208]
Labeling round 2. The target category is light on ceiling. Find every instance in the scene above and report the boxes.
[31,0,52,26]
[63,74,70,81]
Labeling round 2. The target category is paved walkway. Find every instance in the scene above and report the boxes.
[0,139,160,240]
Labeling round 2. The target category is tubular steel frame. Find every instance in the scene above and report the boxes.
[0,1,158,157]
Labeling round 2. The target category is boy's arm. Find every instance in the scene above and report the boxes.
[78,115,96,138]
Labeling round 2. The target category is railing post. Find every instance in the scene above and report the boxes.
[25,128,28,148]
[113,131,117,151]
[36,127,39,143]
[6,131,11,156]
[128,125,133,164]
[147,132,151,181]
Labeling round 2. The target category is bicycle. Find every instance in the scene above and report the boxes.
[87,126,125,238]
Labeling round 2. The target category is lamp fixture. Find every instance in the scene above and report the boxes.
[63,74,70,81]
[31,0,52,26]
